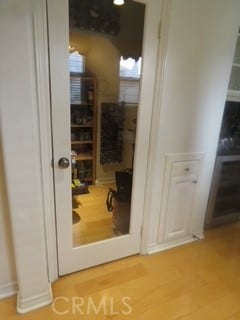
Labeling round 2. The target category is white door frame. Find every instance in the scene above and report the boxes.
[140,0,171,254]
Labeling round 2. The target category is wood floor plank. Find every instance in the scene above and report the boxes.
[72,184,117,246]
[0,222,240,319]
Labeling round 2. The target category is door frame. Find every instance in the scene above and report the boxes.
[140,0,171,254]
[44,0,166,278]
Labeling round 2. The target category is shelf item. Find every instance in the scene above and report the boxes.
[76,154,93,161]
[70,75,97,188]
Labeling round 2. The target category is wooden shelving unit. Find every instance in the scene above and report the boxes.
[70,75,97,191]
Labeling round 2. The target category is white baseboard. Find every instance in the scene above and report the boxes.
[17,283,52,314]
[0,281,17,299]
[147,235,201,255]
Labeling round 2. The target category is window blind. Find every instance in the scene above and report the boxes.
[69,52,85,104]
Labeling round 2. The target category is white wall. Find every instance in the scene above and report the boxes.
[0,146,17,298]
[0,0,53,310]
[145,0,240,248]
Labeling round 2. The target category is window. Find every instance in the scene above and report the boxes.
[69,51,85,73]
[119,57,141,104]
[69,51,85,104]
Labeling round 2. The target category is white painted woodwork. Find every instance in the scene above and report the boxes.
[155,153,203,250]
[142,0,240,253]
[48,0,162,275]
[163,174,197,241]
[0,0,53,312]
[0,148,17,298]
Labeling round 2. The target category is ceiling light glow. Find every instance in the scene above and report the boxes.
[113,0,125,6]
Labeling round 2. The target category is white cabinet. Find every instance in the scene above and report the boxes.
[163,173,197,242]
[157,154,203,247]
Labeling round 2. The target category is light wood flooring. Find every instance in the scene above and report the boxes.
[72,184,117,246]
[1,222,240,319]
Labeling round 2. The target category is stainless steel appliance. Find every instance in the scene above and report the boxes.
[205,101,240,227]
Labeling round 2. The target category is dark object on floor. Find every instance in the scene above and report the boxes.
[72,196,82,209]
[106,188,130,234]
[72,185,89,195]
[115,168,133,201]
[72,210,81,224]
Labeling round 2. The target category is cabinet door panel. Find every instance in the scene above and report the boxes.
[164,175,197,241]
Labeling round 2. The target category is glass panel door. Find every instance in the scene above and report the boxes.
[48,0,160,275]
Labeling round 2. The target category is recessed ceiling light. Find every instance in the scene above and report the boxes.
[113,0,125,6]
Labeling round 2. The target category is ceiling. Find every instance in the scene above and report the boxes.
[69,0,145,59]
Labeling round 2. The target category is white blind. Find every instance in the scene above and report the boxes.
[119,57,141,78]
[119,79,140,104]
[69,51,85,73]
[70,77,82,104]
[69,52,85,104]
[119,57,141,104]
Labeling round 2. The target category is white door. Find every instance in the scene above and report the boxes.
[48,0,161,276]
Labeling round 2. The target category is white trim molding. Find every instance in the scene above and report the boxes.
[140,0,172,255]
[17,284,52,314]
[36,0,58,283]
[147,235,199,255]
[0,0,54,312]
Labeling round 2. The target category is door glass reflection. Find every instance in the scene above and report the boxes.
[69,0,145,247]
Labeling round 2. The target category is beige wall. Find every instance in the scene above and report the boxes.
[70,30,137,181]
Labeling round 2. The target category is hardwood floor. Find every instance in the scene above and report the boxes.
[72,184,117,246]
[1,222,240,319]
